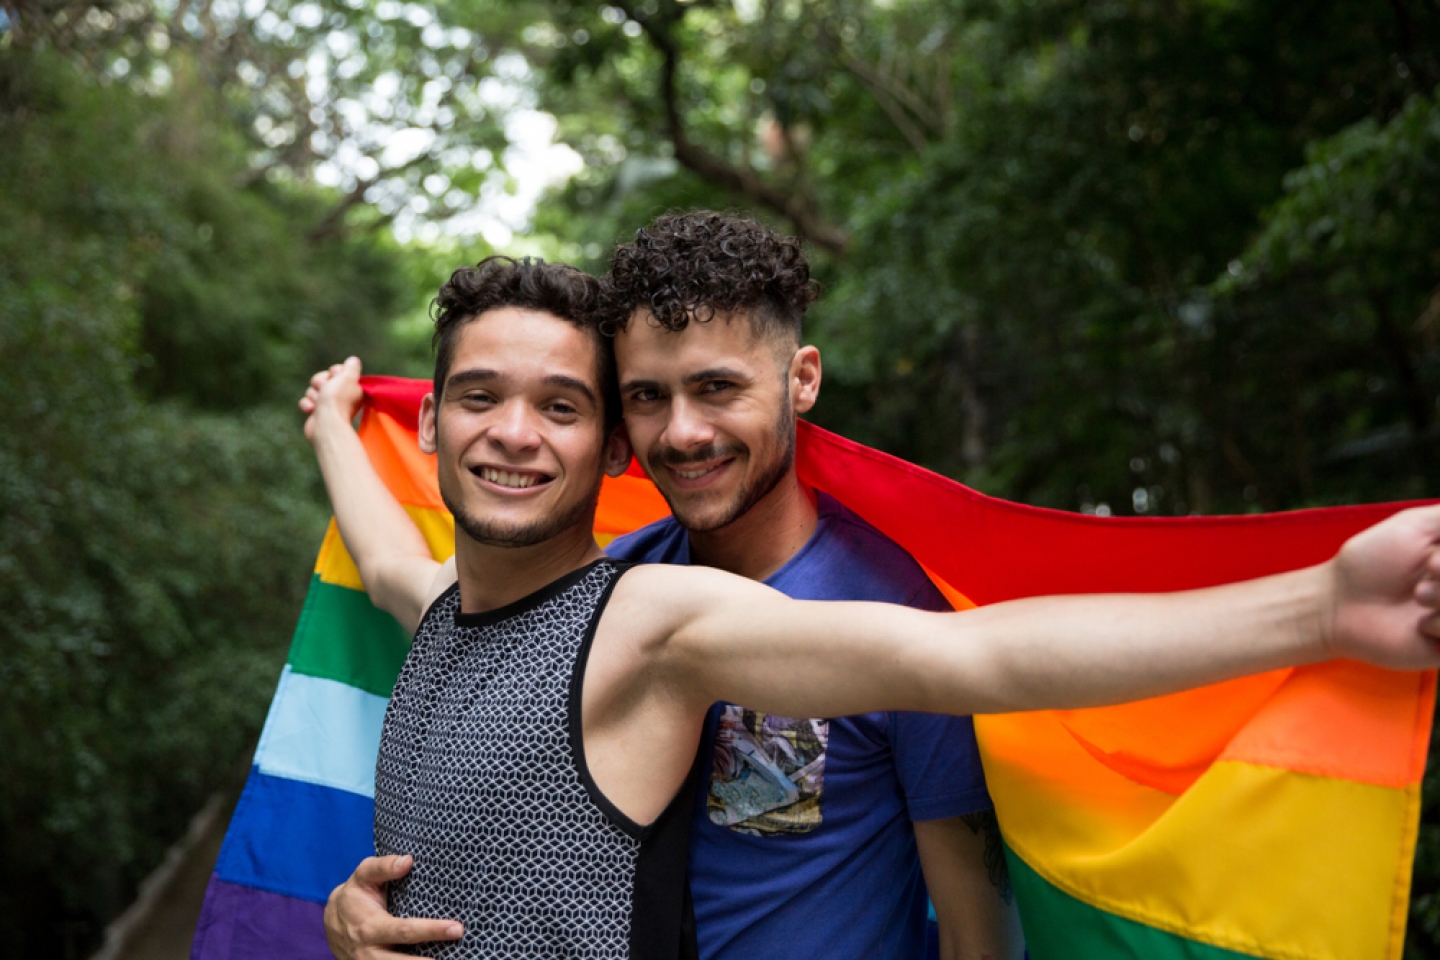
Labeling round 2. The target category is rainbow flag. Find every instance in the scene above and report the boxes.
[193,376,1434,960]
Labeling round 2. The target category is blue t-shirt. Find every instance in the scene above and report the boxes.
[608,493,992,960]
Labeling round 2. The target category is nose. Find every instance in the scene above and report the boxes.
[661,395,716,453]
[487,399,543,455]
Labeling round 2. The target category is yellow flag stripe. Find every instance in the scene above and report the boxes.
[314,506,456,590]
[984,708,1411,959]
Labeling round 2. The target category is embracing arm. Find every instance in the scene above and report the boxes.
[646,504,1440,719]
[915,813,1025,960]
[324,855,463,959]
[301,358,451,633]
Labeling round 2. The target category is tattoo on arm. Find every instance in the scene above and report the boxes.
[961,810,1013,905]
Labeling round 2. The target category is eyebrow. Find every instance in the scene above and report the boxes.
[684,367,750,386]
[445,368,500,393]
[445,368,597,406]
[541,374,597,406]
[619,367,751,393]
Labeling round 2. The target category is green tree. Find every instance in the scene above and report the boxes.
[0,45,414,952]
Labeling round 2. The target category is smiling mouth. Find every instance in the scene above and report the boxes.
[474,466,554,489]
[665,458,733,482]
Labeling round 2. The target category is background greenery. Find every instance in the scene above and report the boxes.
[2,0,1439,955]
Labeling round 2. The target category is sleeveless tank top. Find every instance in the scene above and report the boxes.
[373,559,698,960]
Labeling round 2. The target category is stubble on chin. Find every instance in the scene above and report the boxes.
[661,408,796,534]
[439,470,601,549]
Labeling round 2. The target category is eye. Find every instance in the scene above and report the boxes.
[699,380,734,395]
[547,400,580,417]
[628,388,661,404]
[461,391,496,407]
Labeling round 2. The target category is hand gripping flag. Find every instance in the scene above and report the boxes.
[193,376,1434,960]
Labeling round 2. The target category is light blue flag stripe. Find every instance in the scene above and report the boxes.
[253,665,389,798]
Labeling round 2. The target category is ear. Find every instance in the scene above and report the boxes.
[418,392,438,455]
[602,422,634,478]
[790,344,822,415]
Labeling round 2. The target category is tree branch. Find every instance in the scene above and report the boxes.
[850,69,930,154]
[306,151,433,243]
[616,1,849,255]
[826,38,945,138]
[307,177,378,243]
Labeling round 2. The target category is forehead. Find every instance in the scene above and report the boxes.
[446,307,602,389]
[614,310,779,381]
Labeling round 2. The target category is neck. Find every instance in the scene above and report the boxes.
[687,468,818,581]
[453,516,605,614]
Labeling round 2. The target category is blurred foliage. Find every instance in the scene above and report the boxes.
[514,0,1440,517]
[0,44,416,954]
[5,0,1440,953]
[3,0,519,235]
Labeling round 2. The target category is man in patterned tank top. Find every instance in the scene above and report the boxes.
[307,255,1440,960]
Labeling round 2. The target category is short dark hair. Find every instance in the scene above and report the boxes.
[431,255,618,430]
[598,211,819,342]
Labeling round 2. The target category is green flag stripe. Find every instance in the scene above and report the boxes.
[1006,844,1261,960]
[285,575,410,697]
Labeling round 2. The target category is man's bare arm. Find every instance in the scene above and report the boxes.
[304,363,465,959]
[914,815,1025,960]
[300,357,451,633]
[642,504,1440,720]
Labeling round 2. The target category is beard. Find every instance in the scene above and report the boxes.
[440,469,602,549]
[652,398,796,534]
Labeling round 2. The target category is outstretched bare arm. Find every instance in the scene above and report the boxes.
[300,357,450,633]
[638,504,1440,720]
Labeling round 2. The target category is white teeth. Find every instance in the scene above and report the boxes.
[481,467,543,489]
[678,466,712,479]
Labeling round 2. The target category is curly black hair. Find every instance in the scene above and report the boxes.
[598,211,819,341]
[431,255,618,430]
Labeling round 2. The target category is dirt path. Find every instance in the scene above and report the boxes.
[93,793,236,960]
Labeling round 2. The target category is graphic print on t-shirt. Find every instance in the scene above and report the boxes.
[707,705,828,836]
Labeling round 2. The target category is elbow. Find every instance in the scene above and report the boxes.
[916,625,1007,716]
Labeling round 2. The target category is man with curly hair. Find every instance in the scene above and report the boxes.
[595,212,1019,960]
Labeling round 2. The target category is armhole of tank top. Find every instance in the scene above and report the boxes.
[413,580,459,638]
[567,561,646,839]
[567,560,696,842]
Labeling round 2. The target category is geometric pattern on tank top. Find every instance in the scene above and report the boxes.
[374,560,639,958]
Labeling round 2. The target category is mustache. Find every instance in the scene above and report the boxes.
[652,444,744,467]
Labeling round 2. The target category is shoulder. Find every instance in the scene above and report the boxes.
[776,494,947,609]
[605,562,783,649]
[422,556,459,609]
[609,562,755,614]
[413,578,460,641]
[819,496,919,567]
[607,515,687,564]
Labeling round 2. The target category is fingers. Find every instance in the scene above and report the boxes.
[353,854,415,886]
[309,357,363,389]
[328,357,361,378]
[1417,547,1440,608]
[300,373,326,413]
[301,357,365,409]
[326,856,464,956]
[1402,503,1440,540]
[358,916,464,946]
